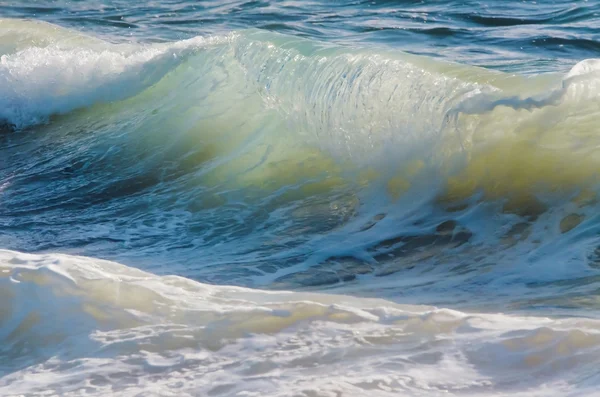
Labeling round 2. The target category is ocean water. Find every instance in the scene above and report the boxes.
[2,1,600,395]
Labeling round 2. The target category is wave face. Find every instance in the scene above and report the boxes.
[2,19,600,293]
[2,12,600,396]
[2,249,600,396]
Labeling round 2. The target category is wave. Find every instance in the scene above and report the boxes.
[1,248,600,396]
[2,20,600,185]
[2,19,600,297]
[0,19,232,129]
[3,19,600,395]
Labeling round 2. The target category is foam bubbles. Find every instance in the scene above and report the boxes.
[1,249,600,396]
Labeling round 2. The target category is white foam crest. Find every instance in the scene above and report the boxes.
[450,58,600,118]
[0,20,227,129]
[1,249,600,396]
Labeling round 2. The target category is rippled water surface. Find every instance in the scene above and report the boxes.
[3,0,599,71]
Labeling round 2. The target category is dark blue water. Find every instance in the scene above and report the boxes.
[2,0,599,72]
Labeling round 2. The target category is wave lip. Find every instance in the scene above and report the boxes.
[1,249,600,396]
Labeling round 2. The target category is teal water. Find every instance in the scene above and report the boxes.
[2,2,600,396]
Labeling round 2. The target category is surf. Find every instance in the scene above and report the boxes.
[3,10,600,396]
[2,19,600,292]
[2,249,600,396]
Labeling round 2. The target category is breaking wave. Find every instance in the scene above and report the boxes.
[2,249,600,396]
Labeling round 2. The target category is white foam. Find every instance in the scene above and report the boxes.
[0,19,228,129]
[1,249,600,396]
[449,58,600,122]
[566,58,600,79]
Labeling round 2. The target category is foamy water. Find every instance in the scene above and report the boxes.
[2,250,600,397]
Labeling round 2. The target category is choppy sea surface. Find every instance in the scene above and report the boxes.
[2,1,600,396]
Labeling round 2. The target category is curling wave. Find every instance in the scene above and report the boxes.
[2,19,600,199]
[2,19,600,293]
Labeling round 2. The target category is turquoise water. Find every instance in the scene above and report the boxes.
[2,2,600,396]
